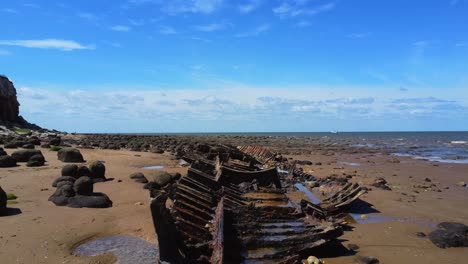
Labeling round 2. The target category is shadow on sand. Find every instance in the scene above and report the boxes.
[0,207,22,216]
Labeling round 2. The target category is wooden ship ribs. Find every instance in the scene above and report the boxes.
[150,144,366,263]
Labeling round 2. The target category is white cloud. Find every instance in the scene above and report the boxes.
[159,26,177,34]
[1,8,18,14]
[273,1,335,18]
[236,24,270,37]
[130,0,224,14]
[111,25,131,32]
[17,84,468,132]
[194,23,225,32]
[239,0,262,14]
[0,39,95,51]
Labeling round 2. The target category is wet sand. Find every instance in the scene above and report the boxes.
[1,146,467,263]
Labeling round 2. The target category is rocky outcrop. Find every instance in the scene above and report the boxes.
[0,75,40,129]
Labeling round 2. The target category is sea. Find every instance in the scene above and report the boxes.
[120,131,468,164]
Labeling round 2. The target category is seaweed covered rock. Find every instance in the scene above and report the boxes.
[57,148,84,162]
[89,161,106,182]
[11,149,42,162]
[429,222,468,248]
[0,155,17,167]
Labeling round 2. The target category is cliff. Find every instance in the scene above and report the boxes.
[0,75,41,129]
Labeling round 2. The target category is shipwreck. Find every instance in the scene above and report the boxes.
[150,144,366,263]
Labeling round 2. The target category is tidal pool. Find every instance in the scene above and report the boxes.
[73,235,158,264]
[142,165,166,170]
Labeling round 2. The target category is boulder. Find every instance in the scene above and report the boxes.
[52,176,76,188]
[48,184,75,206]
[61,164,78,177]
[22,143,35,149]
[57,148,84,162]
[129,172,148,183]
[149,171,173,187]
[0,186,7,215]
[49,137,61,146]
[429,222,468,248]
[26,154,45,167]
[89,161,106,182]
[0,155,17,167]
[11,149,43,162]
[67,193,112,208]
[73,176,93,196]
[76,166,92,177]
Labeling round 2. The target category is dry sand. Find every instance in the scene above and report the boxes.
[1,147,467,263]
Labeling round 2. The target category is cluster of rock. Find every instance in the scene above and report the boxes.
[48,162,112,208]
[0,148,45,167]
[0,75,40,129]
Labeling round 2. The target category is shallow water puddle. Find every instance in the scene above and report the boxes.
[73,235,158,264]
[142,165,165,170]
[338,161,361,167]
[294,183,322,204]
[349,213,437,228]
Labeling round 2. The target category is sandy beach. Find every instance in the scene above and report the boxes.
[1,140,467,264]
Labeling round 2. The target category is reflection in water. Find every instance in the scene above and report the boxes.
[295,183,322,204]
[74,235,158,264]
[142,165,165,170]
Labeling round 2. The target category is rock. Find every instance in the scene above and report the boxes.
[149,171,173,187]
[76,166,92,177]
[348,243,360,251]
[130,172,148,183]
[0,147,7,156]
[429,222,468,248]
[89,161,106,182]
[355,256,380,264]
[171,172,182,181]
[371,178,392,191]
[48,184,75,206]
[3,142,18,149]
[49,137,61,146]
[67,193,112,208]
[456,181,466,187]
[0,155,17,167]
[296,160,313,165]
[415,232,426,238]
[22,143,35,149]
[26,154,45,167]
[52,176,76,188]
[11,149,43,162]
[73,176,94,196]
[57,148,84,162]
[0,76,41,129]
[307,256,323,264]
[0,186,7,215]
[61,164,78,177]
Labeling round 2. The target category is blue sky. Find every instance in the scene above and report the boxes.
[1,0,467,132]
